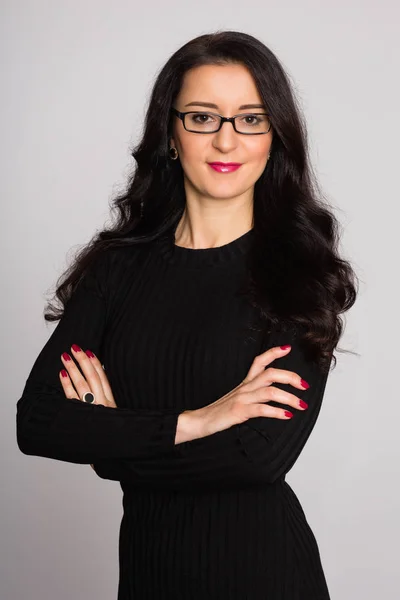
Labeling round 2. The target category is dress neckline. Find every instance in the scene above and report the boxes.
[156,222,255,268]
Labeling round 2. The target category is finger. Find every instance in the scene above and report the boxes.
[61,347,101,402]
[70,344,109,402]
[246,398,294,420]
[261,366,310,391]
[84,349,116,402]
[257,385,308,411]
[245,345,292,382]
[59,369,80,400]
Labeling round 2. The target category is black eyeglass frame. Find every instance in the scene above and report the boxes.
[170,107,272,135]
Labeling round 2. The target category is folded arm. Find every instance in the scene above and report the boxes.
[92,328,331,489]
[16,249,181,464]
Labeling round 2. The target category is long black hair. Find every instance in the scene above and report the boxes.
[44,30,358,373]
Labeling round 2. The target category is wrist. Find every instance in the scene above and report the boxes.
[175,409,204,444]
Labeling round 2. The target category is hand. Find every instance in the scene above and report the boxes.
[181,344,311,442]
[59,345,117,471]
[59,344,117,410]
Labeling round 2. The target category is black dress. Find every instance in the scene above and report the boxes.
[16,225,332,599]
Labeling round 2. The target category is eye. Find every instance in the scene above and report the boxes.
[190,112,217,123]
[240,114,263,125]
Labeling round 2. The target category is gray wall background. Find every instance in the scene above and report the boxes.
[2,1,398,598]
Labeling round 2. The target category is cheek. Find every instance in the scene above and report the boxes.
[250,144,272,180]
[247,139,271,165]
[178,140,211,183]
[179,136,207,161]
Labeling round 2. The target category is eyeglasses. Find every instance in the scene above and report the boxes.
[171,107,272,135]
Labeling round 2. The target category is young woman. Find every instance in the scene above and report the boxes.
[16,30,357,599]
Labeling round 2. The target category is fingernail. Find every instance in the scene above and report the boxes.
[299,400,308,409]
[86,350,95,358]
[72,344,82,352]
[280,345,291,350]
[61,370,68,378]
[62,352,71,361]
[284,411,293,418]
[300,379,310,389]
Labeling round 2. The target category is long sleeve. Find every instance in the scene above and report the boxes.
[92,326,331,489]
[16,248,180,465]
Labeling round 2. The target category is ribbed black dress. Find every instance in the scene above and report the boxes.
[16,224,332,599]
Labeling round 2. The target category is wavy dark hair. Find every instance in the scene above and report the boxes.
[44,29,358,373]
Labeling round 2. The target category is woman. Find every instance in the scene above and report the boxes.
[16,31,357,599]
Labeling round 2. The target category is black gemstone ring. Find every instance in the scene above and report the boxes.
[82,391,95,404]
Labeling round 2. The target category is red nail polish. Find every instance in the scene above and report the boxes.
[72,344,81,352]
[62,352,71,361]
[284,411,293,418]
[86,350,95,358]
[299,400,308,409]
[61,370,68,378]
[280,345,291,350]
[300,379,310,389]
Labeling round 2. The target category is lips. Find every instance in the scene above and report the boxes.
[208,162,242,166]
[208,162,242,173]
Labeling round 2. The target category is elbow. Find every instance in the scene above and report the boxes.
[16,399,47,458]
[16,432,36,457]
[16,400,86,465]
[16,426,73,463]
[263,471,282,485]
[262,461,293,485]
[16,420,37,457]
[16,411,30,455]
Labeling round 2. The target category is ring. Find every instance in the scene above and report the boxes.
[82,391,95,404]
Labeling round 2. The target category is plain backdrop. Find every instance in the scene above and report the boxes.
[2,1,399,599]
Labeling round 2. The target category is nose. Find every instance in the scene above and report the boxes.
[211,120,239,152]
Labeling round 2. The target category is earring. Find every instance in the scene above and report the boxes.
[169,146,178,160]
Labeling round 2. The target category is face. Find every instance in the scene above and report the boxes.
[170,63,273,204]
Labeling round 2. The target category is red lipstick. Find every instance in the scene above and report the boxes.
[208,162,242,173]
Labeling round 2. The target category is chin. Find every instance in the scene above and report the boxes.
[206,187,249,200]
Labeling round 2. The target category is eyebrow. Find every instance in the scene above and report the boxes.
[184,101,266,110]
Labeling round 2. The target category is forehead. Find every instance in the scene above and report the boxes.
[177,63,264,109]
